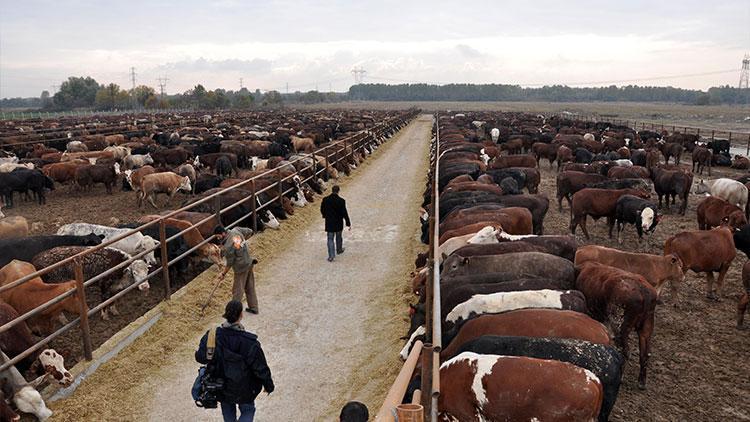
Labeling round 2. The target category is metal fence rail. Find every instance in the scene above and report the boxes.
[562,113,750,155]
[0,109,419,376]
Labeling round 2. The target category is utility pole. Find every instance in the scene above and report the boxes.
[351,67,367,84]
[286,82,289,94]
[740,54,750,89]
[129,67,137,110]
[156,76,169,98]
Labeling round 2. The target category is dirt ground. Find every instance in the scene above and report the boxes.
[47,116,431,421]
[534,160,750,421]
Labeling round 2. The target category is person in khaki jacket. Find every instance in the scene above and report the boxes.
[214,226,258,314]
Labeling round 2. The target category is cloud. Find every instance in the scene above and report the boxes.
[455,44,484,59]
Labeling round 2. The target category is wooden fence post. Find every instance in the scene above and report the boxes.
[159,219,172,299]
[74,260,93,361]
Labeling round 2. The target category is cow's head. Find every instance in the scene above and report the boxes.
[640,207,656,231]
[179,176,192,193]
[144,153,154,164]
[200,243,226,268]
[14,385,52,421]
[410,267,429,295]
[123,259,151,291]
[249,156,259,171]
[400,324,426,361]
[262,211,280,230]
[723,211,748,231]
[138,236,159,265]
[694,179,710,195]
[290,189,307,207]
[113,162,121,175]
[466,226,500,245]
[38,349,72,386]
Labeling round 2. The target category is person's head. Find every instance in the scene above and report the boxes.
[213,225,227,242]
[332,185,340,195]
[339,401,368,422]
[223,300,243,324]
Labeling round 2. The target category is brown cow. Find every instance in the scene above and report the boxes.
[645,149,661,169]
[737,261,750,328]
[570,188,650,239]
[291,136,315,153]
[697,196,747,230]
[75,163,118,194]
[531,142,559,168]
[160,211,219,238]
[576,262,657,389]
[125,165,156,194]
[440,207,533,236]
[692,146,712,175]
[556,145,574,168]
[575,245,684,301]
[443,182,503,196]
[0,260,80,335]
[138,217,225,267]
[138,172,192,209]
[0,216,29,239]
[731,155,750,170]
[440,352,603,422]
[607,166,649,180]
[664,227,736,300]
[489,154,537,169]
[42,161,88,185]
[499,139,523,155]
[556,171,607,211]
[440,309,611,359]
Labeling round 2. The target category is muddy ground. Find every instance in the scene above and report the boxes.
[535,160,750,421]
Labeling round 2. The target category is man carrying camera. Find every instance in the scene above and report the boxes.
[195,300,274,422]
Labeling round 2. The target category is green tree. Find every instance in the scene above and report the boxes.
[261,90,283,107]
[94,83,124,110]
[52,76,100,109]
[131,85,157,106]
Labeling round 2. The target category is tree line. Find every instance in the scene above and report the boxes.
[3,76,749,110]
[348,83,750,105]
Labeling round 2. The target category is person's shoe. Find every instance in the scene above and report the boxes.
[337,248,345,255]
[327,257,334,262]
[246,308,258,314]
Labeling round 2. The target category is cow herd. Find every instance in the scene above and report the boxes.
[0,109,416,421]
[399,112,750,421]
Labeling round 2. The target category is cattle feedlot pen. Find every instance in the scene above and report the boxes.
[377,114,441,422]
[0,110,418,375]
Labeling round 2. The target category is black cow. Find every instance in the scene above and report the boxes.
[0,169,55,207]
[733,224,750,258]
[0,234,103,267]
[630,149,647,167]
[215,156,233,179]
[614,194,659,241]
[452,336,624,422]
[499,177,521,195]
[575,147,594,163]
[193,175,222,194]
[708,139,731,155]
[650,167,691,215]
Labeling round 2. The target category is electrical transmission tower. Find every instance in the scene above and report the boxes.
[351,67,367,84]
[129,67,137,109]
[157,77,169,98]
[239,78,244,90]
[740,54,750,89]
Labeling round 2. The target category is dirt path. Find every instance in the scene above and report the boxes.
[135,116,432,421]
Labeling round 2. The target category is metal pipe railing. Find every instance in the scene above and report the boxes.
[0,109,417,375]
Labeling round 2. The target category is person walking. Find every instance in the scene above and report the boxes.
[195,300,274,422]
[214,226,259,314]
[320,185,351,262]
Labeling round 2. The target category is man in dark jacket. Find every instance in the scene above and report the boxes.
[196,300,274,422]
[320,185,351,262]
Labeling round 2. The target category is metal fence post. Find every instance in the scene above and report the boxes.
[251,179,258,233]
[159,219,172,299]
[74,259,93,361]
[420,344,434,418]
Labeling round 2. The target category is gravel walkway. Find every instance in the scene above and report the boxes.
[144,115,433,421]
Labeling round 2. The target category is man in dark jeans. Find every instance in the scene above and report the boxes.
[196,300,274,422]
[320,185,351,262]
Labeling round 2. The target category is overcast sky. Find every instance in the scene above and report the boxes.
[1,0,748,98]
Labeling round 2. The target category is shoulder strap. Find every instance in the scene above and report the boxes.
[206,327,219,361]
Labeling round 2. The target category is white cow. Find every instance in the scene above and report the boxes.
[438,226,500,262]
[694,178,749,210]
[0,162,34,173]
[1,351,52,421]
[122,153,154,170]
[445,289,575,325]
[583,133,596,143]
[56,223,158,264]
[103,145,131,160]
[490,128,500,143]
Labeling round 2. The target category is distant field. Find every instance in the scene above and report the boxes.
[303,101,750,132]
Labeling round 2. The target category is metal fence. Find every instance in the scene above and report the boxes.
[0,110,419,376]
[564,113,750,155]
[376,114,441,422]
